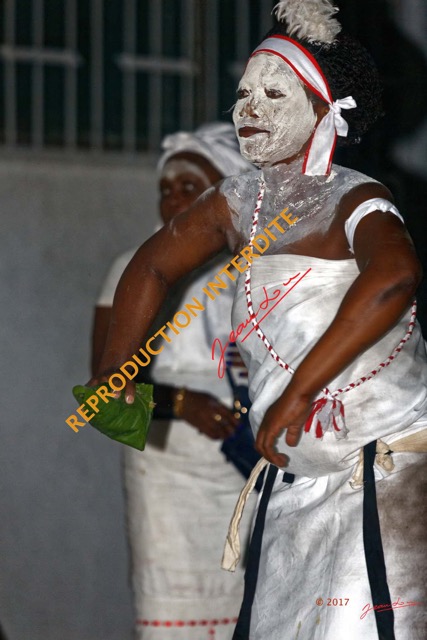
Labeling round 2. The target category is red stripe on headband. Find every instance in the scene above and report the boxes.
[327,132,337,173]
[251,48,327,106]
[252,34,333,104]
[270,35,333,101]
[302,136,312,174]
[270,34,334,102]
[301,129,337,175]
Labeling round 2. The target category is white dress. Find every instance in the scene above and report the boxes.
[98,250,256,640]
[221,161,427,640]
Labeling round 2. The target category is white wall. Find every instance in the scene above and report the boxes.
[0,150,159,640]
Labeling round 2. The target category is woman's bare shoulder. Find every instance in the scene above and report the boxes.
[331,165,393,222]
[337,182,394,222]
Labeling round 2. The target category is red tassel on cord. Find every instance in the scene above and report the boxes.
[331,398,346,437]
[304,392,348,440]
[304,397,328,437]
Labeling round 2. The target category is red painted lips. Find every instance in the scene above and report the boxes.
[238,126,269,138]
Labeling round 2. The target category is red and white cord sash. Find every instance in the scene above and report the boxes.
[243,176,417,439]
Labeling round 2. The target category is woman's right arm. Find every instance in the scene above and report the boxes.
[90,186,233,401]
[91,303,238,437]
[91,306,112,376]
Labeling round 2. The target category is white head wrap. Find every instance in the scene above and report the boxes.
[252,35,357,176]
[158,122,253,178]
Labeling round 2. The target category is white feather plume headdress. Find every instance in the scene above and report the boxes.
[273,0,341,45]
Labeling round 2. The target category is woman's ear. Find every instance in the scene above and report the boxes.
[304,87,329,125]
[314,100,330,125]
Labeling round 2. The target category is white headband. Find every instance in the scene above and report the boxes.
[252,35,356,176]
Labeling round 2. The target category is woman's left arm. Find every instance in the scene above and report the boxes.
[257,189,423,466]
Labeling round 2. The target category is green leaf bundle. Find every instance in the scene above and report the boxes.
[72,383,154,450]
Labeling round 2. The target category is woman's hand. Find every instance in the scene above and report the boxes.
[179,389,239,440]
[86,371,136,403]
[255,388,314,467]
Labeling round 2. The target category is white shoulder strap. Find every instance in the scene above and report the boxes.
[344,198,403,253]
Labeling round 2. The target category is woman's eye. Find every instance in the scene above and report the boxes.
[160,187,171,198]
[236,87,249,99]
[265,88,284,99]
[183,182,197,193]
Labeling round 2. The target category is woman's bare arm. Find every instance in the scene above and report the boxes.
[91,306,112,376]
[91,303,238,436]
[91,186,233,399]
[256,187,423,466]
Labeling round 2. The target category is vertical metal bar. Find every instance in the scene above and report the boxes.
[180,0,194,129]
[202,0,219,122]
[123,0,136,152]
[91,0,104,149]
[32,0,44,147]
[4,0,17,145]
[148,0,162,151]
[64,0,77,148]
[260,0,274,40]
[236,0,250,62]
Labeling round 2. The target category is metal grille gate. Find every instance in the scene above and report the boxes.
[0,0,275,153]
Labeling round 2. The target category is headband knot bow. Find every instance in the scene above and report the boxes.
[329,97,357,136]
[305,95,356,175]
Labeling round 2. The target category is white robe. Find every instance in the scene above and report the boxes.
[122,257,256,640]
[231,253,427,640]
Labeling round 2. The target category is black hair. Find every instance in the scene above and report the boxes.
[263,24,384,146]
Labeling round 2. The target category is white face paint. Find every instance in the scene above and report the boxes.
[161,158,212,189]
[233,53,317,167]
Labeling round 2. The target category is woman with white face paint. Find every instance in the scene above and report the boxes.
[90,2,427,638]
[233,54,318,167]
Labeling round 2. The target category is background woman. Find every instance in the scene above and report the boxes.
[92,123,254,639]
